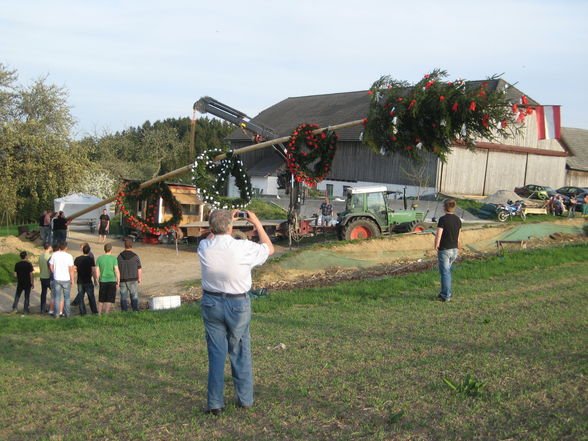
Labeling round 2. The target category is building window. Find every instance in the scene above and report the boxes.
[326,184,334,197]
[181,204,199,216]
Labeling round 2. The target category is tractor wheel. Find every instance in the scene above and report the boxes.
[410,222,427,233]
[344,218,379,241]
[231,230,248,240]
[497,210,509,222]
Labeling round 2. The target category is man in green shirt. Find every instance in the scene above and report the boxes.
[38,242,52,313]
[95,243,120,314]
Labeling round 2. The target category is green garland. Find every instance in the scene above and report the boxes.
[286,123,338,187]
[116,181,183,235]
[190,149,253,209]
[363,69,528,161]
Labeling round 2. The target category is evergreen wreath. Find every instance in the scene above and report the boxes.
[363,69,528,161]
[190,149,253,209]
[286,123,338,187]
[116,181,183,235]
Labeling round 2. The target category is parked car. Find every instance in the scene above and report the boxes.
[556,186,588,198]
[514,184,556,200]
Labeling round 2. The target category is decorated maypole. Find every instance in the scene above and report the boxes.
[67,69,533,238]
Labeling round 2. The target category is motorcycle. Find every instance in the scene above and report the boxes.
[496,200,526,222]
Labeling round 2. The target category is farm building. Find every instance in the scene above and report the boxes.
[227,80,569,198]
[561,127,588,188]
[120,181,204,229]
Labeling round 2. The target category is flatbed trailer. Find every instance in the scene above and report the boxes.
[180,218,334,242]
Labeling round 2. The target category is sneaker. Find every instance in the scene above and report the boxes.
[436,295,451,302]
[10,309,18,314]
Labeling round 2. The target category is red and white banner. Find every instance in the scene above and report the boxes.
[535,105,561,140]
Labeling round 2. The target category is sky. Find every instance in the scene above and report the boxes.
[1,0,587,137]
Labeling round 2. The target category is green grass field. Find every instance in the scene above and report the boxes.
[0,253,20,285]
[1,244,587,441]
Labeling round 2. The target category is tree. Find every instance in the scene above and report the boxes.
[0,62,90,223]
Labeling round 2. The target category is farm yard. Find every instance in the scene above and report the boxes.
[2,6,588,438]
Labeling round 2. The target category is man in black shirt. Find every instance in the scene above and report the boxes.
[12,251,34,313]
[52,211,68,247]
[73,244,98,315]
[99,209,110,243]
[117,239,142,311]
[434,199,462,302]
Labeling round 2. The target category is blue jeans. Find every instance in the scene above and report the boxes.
[119,281,139,311]
[438,248,458,300]
[200,293,253,410]
[53,280,71,316]
[75,282,98,315]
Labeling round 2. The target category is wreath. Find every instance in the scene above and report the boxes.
[190,149,253,209]
[116,181,183,235]
[286,123,338,186]
[363,69,529,161]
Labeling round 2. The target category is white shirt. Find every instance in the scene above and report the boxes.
[48,251,74,282]
[198,234,269,294]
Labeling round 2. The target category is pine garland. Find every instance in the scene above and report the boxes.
[116,181,183,235]
[363,69,529,161]
[286,123,338,186]
[190,149,253,209]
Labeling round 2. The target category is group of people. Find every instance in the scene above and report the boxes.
[38,208,111,246]
[11,238,142,317]
[544,192,588,217]
[38,210,69,246]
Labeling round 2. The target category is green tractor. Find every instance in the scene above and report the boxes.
[336,186,427,241]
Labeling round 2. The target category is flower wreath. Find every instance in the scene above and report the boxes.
[116,181,183,235]
[286,123,338,187]
[363,69,528,161]
[190,149,253,209]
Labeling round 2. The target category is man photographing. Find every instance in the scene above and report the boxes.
[198,209,274,415]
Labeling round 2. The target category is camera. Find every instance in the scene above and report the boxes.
[237,211,247,219]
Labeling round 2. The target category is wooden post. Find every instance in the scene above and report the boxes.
[66,119,365,220]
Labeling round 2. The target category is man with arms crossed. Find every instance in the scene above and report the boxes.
[117,239,142,312]
[198,209,274,415]
[434,199,462,302]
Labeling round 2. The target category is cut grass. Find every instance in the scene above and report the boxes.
[0,243,587,441]
[0,253,19,285]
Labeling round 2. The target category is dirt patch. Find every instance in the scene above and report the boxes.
[0,236,43,260]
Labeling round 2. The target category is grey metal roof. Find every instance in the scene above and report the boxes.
[226,79,537,143]
[561,127,588,172]
[246,152,285,176]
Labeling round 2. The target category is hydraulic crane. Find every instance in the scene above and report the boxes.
[193,96,304,242]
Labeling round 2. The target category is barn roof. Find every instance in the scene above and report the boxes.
[226,79,538,143]
[561,127,588,172]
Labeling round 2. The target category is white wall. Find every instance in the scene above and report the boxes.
[315,179,436,199]
[229,176,279,197]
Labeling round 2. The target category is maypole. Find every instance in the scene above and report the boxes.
[66,119,365,221]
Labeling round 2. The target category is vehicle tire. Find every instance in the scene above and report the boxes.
[497,210,509,222]
[231,230,248,240]
[343,218,379,240]
[410,222,427,233]
[519,211,526,221]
